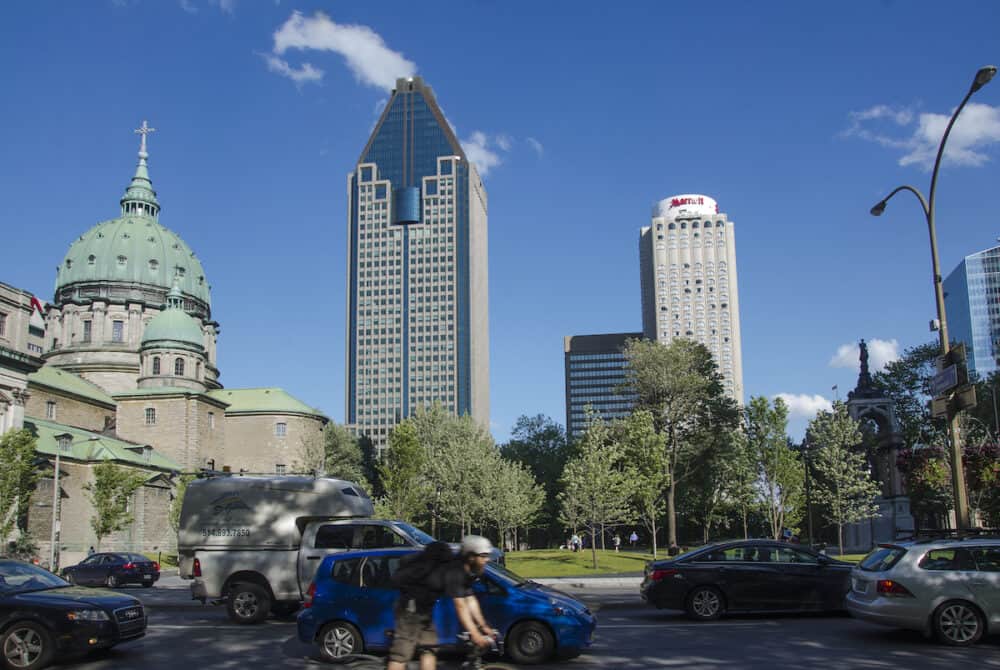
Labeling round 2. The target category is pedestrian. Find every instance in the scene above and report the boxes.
[87,546,95,556]
[570,533,581,553]
[613,534,621,552]
[629,530,638,548]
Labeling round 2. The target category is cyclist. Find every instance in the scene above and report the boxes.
[387,535,497,670]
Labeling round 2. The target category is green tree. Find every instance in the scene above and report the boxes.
[616,410,669,557]
[377,421,429,523]
[808,402,881,556]
[680,430,740,544]
[0,429,39,544]
[623,338,739,548]
[872,341,944,450]
[168,474,196,534]
[557,415,633,569]
[501,415,570,545]
[321,423,369,486]
[85,462,146,550]
[722,429,759,539]
[481,458,545,551]
[897,445,953,526]
[745,397,803,539]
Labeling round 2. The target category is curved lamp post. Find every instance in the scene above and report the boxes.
[870,65,997,530]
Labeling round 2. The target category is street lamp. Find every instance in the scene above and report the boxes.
[870,65,997,530]
[51,433,99,570]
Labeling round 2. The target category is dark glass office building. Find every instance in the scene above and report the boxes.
[944,244,1000,379]
[346,77,489,450]
[564,332,642,439]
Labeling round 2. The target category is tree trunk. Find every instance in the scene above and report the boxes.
[667,482,678,549]
[589,524,598,569]
[838,522,844,558]
[600,523,606,551]
[742,509,748,540]
[651,518,658,559]
[703,523,709,544]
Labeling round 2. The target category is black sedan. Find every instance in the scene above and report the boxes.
[1,559,146,669]
[61,553,159,588]
[640,540,853,620]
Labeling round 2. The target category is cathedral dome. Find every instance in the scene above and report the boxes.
[53,121,211,309]
[141,285,205,351]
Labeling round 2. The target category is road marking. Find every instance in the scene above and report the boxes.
[596,622,781,629]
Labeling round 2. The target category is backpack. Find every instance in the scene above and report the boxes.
[391,541,454,609]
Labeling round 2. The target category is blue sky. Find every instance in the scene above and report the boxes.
[2,1,999,442]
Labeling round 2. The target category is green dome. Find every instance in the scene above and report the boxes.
[55,134,211,308]
[142,305,205,350]
[56,217,210,305]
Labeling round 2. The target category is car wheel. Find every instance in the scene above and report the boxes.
[507,621,554,665]
[2,621,54,670]
[105,574,118,589]
[933,600,984,646]
[226,583,271,625]
[318,621,363,661]
[685,586,725,621]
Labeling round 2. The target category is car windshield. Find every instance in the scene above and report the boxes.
[0,561,70,595]
[393,522,437,546]
[859,546,907,572]
[487,562,529,587]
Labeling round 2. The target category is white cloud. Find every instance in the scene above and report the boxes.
[829,338,900,371]
[460,131,503,176]
[271,11,416,92]
[213,0,236,13]
[843,102,1000,169]
[260,53,324,85]
[495,134,512,151]
[527,137,544,157]
[775,393,833,418]
[179,0,197,12]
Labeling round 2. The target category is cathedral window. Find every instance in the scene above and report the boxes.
[117,255,127,267]
[82,321,92,343]
[174,357,185,376]
[275,464,287,475]
[145,408,156,425]
[0,312,5,337]
[112,320,124,343]
[152,356,160,375]
[45,401,56,420]
[149,259,159,272]
[275,422,287,438]
[88,255,96,265]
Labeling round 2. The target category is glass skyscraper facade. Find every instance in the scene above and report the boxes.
[346,77,489,451]
[944,244,1000,380]
[564,333,641,439]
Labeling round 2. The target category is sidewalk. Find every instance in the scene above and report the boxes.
[534,574,642,588]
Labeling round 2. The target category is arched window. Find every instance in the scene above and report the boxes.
[152,356,160,375]
[174,357,185,376]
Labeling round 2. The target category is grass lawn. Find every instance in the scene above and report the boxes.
[506,549,655,578]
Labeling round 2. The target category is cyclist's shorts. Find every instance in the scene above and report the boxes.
[389,602,439,663]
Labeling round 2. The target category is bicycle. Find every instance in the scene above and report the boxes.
[329,631,516,670]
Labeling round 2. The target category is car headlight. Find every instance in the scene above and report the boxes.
[67,609,110,622]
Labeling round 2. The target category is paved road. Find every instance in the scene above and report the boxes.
[56,581,1000,669]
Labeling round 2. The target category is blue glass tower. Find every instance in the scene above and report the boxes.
[944,244,1000,380]
[346,77,490,449]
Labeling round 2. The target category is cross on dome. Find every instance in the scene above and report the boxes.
[134,120,156,158]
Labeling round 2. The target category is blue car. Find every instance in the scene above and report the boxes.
[297,548,595,665]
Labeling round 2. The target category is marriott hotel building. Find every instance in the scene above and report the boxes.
[639,195,744,401]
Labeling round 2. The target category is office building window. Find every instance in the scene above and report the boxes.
[275,422,287,437]
[145,408,156,425]
[112,320,124,343]
[45,401,56,420]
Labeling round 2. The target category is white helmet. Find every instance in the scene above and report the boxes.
[461,535,493,557]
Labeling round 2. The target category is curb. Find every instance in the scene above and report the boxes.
[534,577,642,588]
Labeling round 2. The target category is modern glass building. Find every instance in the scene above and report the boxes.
[564,332,642,440]
[346,77,489,451]
[944,244,1000,379]
[639,194,744,402]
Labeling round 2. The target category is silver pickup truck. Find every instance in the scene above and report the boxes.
[177,474,501,624]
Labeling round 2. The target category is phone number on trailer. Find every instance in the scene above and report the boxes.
[201,527,250,537]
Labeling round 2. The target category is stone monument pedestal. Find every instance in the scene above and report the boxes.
[844,496,914,553]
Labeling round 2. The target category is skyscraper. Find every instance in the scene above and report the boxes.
[564,332,641,439]
[944,243,1000,379]
[346,77,489,450]
[639,194,744,401]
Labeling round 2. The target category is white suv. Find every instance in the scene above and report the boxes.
[846,537,1000,646]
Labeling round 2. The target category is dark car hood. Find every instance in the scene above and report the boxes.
[8,586,140,609]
